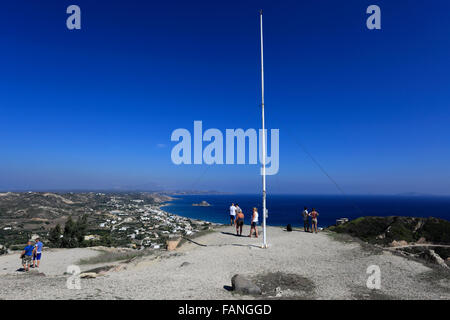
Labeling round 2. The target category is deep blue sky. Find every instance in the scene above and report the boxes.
[1,0,449,195]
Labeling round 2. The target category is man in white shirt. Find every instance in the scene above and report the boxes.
[229,203,237,226]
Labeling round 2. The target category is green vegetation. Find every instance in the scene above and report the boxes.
[328,216,450,246]
[48,215,89,248]
[0,230,32,249]
[47,217,129,249]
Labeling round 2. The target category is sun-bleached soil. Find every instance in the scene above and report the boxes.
[1,226,449,300]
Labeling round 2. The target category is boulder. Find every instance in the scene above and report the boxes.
[231,274,262,295]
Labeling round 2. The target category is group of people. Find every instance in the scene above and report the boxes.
[302,207,319,233]
[229,203,259,237]
[228,203,320,235]
[20,238,43,271]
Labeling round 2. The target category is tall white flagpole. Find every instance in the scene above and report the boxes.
[259,10,267,249]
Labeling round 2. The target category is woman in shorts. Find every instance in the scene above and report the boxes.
[249,207,259,238]
[310,208,319,233]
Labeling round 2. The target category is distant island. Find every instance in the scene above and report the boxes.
[192,201,211,207]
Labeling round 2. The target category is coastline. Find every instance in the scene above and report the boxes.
[157,200,222,227]
[157,194,450,228]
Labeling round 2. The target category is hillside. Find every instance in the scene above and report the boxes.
[0,225,448,300]
[328,216,450,244]
[328,216,450,262]
[0,192,174,248]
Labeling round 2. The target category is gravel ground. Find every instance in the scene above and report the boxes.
[0,226,449,300]
[0,248,101,276]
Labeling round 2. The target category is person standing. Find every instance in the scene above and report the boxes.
[302,207,310,232]
[234,210,245,236]
[249,207,259,238]
[310,208,319,233]
[21,240,35,271]
[33,238,43,268]
[229,203,237,226]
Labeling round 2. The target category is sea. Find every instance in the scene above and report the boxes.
[162,194,450,228]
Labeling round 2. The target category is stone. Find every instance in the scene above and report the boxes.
[167,238,181,251]
[231,274,262,295]
[390,240,408,247]
[79,272,98,279]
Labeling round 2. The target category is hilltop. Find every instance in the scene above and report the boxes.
[0,225,449,300]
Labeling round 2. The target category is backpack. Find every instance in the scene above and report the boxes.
[286,224,293,232]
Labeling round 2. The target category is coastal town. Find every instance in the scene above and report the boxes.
[0,192,216,252]
[93,195,215,249]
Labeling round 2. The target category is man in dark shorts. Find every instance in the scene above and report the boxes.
[302,207,310,232]
[234,210,245,236]
[21,240,35,271]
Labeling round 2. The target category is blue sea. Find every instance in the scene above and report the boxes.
[162,194,450,228]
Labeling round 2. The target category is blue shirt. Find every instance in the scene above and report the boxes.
[35,241,43,253]
[23,245,34,256]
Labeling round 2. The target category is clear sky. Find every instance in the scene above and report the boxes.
[1,0,449,195]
